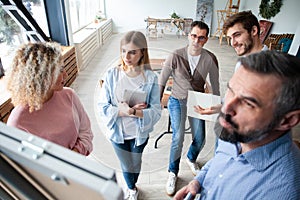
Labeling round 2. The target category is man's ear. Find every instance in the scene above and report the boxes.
[276,110,300,131]
[251,25,259,37]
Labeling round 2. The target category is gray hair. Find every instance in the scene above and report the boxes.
[239,50,300,119]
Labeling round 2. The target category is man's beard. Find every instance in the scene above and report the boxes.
[215,112,280,144]
[238,37,254,56]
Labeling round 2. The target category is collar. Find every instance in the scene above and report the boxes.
[242,131,293,171]
[216,132,293,171]
[262,44,269,51]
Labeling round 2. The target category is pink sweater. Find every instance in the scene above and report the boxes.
[7,88,93,155]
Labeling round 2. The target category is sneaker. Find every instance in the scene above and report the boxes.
[186,158,200,176]
[128,188,139,200]
[166,172,177,196]
[124,189,129,200]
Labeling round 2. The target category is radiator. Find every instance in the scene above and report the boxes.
[74,19,112,71]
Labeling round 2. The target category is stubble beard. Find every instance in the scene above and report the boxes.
[237,37,254,56]
[215,112,279,144]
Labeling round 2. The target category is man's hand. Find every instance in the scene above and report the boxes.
[173,180,200,200]
[194,104,222,115]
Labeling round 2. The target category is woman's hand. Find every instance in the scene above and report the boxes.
[118,102,147,117]
[118,102,131,116]
[130,103,147,117]
[132,103,147,110]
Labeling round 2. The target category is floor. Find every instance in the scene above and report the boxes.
[70,32,300,200]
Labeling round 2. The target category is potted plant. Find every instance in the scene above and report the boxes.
[259,0,283,20]
[170,11,180,19]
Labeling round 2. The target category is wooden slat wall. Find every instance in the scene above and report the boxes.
[62,46,78,87]
[0,98,13,123]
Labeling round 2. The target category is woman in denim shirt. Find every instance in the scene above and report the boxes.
[98,31,161,200]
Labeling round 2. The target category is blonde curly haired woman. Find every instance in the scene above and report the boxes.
[7,42,93,156]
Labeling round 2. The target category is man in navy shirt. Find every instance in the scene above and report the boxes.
[174,51,300,200]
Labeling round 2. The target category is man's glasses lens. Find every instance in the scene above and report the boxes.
[191,34,206,41]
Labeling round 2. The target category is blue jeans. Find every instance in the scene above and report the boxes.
[168,96,205,175]
[111,138,148,189]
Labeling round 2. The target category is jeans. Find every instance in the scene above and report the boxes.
[111,138,148,189]
[168,96,205,175]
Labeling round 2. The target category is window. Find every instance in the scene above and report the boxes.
[67,0,105,33]
[0,0,49,71]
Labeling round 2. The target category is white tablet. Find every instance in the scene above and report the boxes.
[123,89,147,107]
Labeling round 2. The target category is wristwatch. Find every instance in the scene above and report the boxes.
[132,108,136,115]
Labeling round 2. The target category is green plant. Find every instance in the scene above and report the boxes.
[170,11,180,19]
[259,0,283,19]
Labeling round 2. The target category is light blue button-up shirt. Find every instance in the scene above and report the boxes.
[98,66,161,146]
[195,132,300,200]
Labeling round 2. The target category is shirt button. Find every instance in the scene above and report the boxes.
[219,174,223,178]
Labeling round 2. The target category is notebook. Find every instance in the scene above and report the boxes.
[123,89,147,107]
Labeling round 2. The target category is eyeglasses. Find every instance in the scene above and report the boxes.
[190,34,207,41]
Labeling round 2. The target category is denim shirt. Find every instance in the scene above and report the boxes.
[195,132,300,200]
[98,66,161,146]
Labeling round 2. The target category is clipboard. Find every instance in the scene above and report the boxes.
[123,89,147,107]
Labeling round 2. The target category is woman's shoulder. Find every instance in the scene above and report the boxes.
[62,87,75,94]
[55,87,76,99]
[7,105,28,126]
[105,65,122,78]
[144,69,157,76]
[107,65,121,73]
[144,69,158,83]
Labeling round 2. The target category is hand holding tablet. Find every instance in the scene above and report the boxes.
[123,89,147,107]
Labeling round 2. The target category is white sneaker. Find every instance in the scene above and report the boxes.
[127,188,139,200]
[186,158,200,176]
[166,172,177,196]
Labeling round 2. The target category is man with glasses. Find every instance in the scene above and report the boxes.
[159,21,220,196]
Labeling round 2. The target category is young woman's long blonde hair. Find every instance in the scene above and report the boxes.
[7,42,62,112]
[119,31,151,71]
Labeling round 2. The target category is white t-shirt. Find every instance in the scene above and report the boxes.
[234,45,269,72]
[116,71,145,139]
[188,53,201,75]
